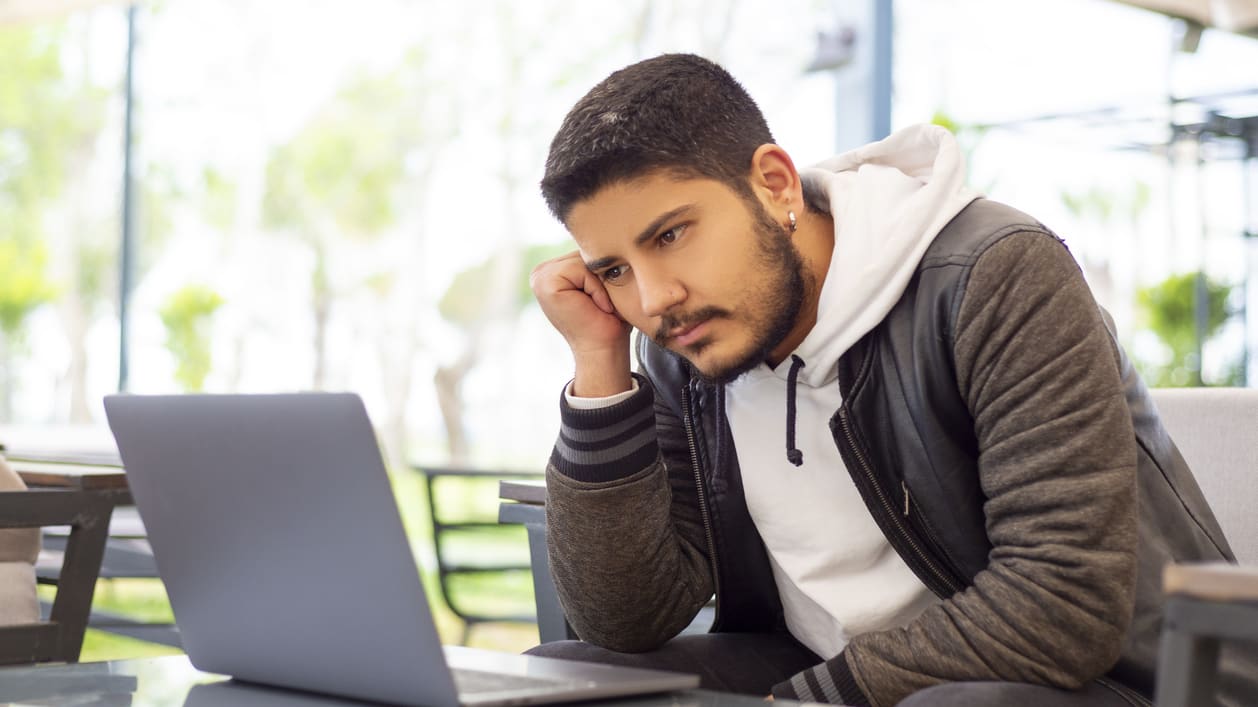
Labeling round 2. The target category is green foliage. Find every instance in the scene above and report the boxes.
[0,240,57,337]
[262,72,413,238]
[201,166,238,231]
[138,164,180,269]
[76,240,116,306]
[0,18,116,386]
[261,45,451,243]
[929,110,991,190]
[930,110,989,139]
[928,110,961,135]
[0,23,108,241]
[158,284,224,392]
[438,242,570,327]
[1060,182,1150,225]
[1136,272,1237,387]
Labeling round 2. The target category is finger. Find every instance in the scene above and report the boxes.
[530,251,584,289]
[583,274,617,316]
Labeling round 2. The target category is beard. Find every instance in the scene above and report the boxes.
[650,198,809,385]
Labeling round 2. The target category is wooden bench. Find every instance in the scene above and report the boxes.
[0,463,130,664]
[8,453,180,650]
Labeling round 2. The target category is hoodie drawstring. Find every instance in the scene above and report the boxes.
[785,355,805,466]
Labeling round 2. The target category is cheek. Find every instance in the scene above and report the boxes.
[607,287,645,323]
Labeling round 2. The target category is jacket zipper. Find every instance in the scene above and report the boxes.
[837,407,961,597]
[681,386,722,627]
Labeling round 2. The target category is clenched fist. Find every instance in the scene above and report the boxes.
[530,251,634,398]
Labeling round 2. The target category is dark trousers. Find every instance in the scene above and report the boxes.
[525,634,1140,706]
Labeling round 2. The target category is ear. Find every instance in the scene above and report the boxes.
[747,144,801,208]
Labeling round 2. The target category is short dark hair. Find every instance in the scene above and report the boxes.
[541,53,774,222]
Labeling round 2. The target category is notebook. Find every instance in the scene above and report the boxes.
[104,392,699,707]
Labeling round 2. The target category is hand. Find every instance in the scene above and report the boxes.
[530,250,633,397]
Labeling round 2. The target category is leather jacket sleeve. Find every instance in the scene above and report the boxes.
[542,374,714,651]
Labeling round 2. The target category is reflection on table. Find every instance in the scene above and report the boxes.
[0,655,792,707]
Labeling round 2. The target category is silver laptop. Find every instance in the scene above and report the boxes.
[103,392,699,707]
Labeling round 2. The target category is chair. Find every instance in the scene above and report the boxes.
[0,454,123,665]
[416,465,543,644]
[1154,563,1258,707]
[498,478,716,644]
[1148,387,1258,706]
[498,479,573,644]
[4,450,179,649]
[1147,387,1258,563]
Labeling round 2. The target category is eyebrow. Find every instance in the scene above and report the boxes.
[584,204,695,272]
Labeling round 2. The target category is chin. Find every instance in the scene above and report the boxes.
[687,349,762,386]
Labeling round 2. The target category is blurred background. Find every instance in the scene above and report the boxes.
[2,0,1256,660]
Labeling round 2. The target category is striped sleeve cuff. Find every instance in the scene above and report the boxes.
[770,651,869,705]
[549,373,659,483]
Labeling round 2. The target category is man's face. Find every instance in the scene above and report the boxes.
[566,171,806,384]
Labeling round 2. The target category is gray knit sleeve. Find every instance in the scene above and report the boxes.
[544,374,714,651]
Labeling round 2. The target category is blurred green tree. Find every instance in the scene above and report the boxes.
[429,1,602,464]
[158,284,224,392]
[262,50,439,392]
[0,21,109,420]
[1135,271,1238,387]
[261,47,456,471]
[434,243,569,461]
[0,241,57,419]
[930,110,993,191]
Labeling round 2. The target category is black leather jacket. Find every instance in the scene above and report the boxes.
[634,199,1242,702]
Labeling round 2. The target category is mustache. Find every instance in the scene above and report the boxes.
[653,306,732,343]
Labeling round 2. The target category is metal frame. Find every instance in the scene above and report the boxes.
[497,497,573,644]
[415,465,543,644]
[1155,595,1258,706]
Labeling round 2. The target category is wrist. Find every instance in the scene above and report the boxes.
[571,348,632,398]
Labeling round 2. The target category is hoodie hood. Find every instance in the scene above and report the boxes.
[764,123,981,388]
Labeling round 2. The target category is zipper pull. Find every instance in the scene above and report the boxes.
[902,480,910,517]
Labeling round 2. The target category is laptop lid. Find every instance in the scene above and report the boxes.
[103,393,698,707]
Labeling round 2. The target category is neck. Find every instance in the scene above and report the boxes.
[765,208,836,367]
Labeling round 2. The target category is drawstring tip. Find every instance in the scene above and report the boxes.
[785,355,806,468]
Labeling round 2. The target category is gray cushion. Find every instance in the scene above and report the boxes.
[1149,388,1258,564]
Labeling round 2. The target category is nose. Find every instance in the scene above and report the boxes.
[637,267,685,318]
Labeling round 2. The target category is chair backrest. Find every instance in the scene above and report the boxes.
[0,453,123,665]
[1148,387,1258,564]
[0,455,40,627]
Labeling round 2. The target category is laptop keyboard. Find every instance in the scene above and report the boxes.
[451,668,581,695]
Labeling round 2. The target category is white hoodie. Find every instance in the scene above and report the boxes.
[725,124,980,659]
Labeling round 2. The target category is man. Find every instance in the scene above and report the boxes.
[527,53,1253,707]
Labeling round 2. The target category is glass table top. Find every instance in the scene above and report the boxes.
[0,654,786,707]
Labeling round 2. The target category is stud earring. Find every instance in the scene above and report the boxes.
[788,211,797,233]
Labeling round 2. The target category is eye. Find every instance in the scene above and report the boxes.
[601,265,627,283]
[658,224,686,245]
